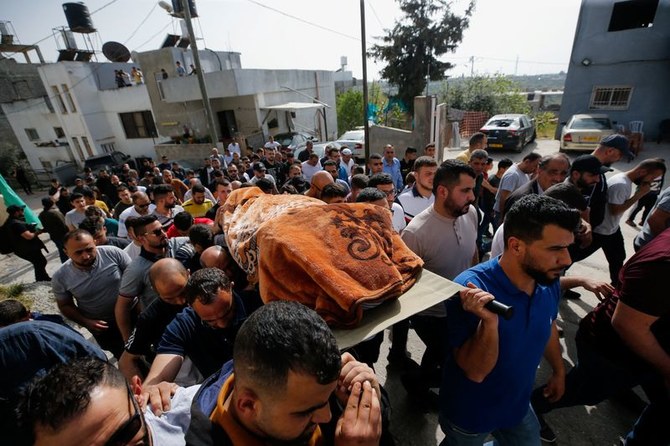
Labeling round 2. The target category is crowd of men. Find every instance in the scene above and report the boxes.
[0,132,668,446]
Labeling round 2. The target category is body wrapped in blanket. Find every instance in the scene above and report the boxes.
[223,187,423,327]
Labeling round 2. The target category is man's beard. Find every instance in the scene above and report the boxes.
[443,197,471,218]
[165,202,176,209]
[522,258,564,285]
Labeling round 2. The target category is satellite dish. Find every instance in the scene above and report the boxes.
[102,41,131,63]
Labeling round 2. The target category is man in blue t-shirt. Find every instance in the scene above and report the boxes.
[440,195,589,446]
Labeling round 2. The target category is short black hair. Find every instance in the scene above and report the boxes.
[152,184,174,200]
[432,159,476,195]
[322,160,337,168]
[17,358,124,436]
[544,183,588,212]
[78,216,105,235]
[0,299,30,327]
[522,152,542,163]
[81,188,95,199]
[504,195,580,249]
[191,184,206,194]
[189,224,214,249]
[69,192,84,203]
[356,187,387,203]
[173,211,194,232]
[368,153,383,161]
[367,173,393,188]
[233,301,341,394]
[498,158,513,169]
[255,178,275,194]
[350,174,369,190]
[321,182,348,200]
[184,267,232,305]
[116,185,129,194]
[413,156,438,171]
[133,214,159,236]
[469,132,486,147]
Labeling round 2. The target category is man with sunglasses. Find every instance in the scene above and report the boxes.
[141,268,256,397]
[117,191,155,238]
[115,215,189,343]
[18,357,198,446]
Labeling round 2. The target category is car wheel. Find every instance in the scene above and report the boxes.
[529,130,537,143]
[515,136,524,153]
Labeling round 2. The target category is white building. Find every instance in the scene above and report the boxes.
[1,60,157,171]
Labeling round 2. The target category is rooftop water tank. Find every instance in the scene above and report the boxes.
[62,2,96,33]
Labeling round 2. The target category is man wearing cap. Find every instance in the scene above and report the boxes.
[249,162,276,186]
[591,158,666,286]
[38,198,69,263]
[341,146,356,176]
[584,134,635,229]
[5,205,50,281]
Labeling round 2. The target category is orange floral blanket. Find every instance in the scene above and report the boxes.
[224,187,423,327]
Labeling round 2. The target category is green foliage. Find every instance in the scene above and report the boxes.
[0,284,32,310]
[440,75,531,115]
[336,89,365,133]
[535,111,558,138]
[370,0,474,112]
[0,142,20,177]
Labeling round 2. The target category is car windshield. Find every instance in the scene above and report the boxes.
[486,119,517,127]
[275,136,295,146]
[571,118,612,130]
[339,131,364,140]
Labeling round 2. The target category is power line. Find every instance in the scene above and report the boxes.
[246,0,359,42]
[90,0,122,15]
[123,3,159,45]
[366,0,386,29]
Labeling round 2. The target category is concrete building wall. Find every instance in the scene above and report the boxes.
[558,0,670,140]
[1,98,75,170]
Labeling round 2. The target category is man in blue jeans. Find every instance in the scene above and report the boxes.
[439,195,581,445]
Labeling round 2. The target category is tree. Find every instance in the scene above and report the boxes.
[370,0,474,112]
[440,74,530,116]
[336,89,365,133]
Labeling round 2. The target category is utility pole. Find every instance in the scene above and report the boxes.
[515,55,519,76]
[469,56,475,77]
[182,0,218,146]
[360,0,370,161]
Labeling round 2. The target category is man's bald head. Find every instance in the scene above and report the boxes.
[149,258,189,306]
[307,171,334,199]
[200,245,239,283]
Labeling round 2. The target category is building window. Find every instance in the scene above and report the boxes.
[608,0,658,32]
[61,84,77,113]
[81,136,94,157]
[119,111,157,139]
[72,137,85,160]
[25,128,40,141]
[589,86,633,110]
[101,142,116,153]
[54,127,66,138]
[51,85,68,113]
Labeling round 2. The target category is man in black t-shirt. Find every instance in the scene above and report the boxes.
[532,227,670,445]
[5,205,50,282]
[118,258,188,380]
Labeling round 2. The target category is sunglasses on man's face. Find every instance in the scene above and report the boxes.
[104,385,147,446]
[145,228,165,237]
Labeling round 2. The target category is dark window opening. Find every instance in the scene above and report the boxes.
[608,0,659,32]
[54,127,65,138]
[119,111,157,139]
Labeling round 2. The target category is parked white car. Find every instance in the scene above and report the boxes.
[335,129,365,160]
[560,114,615,152]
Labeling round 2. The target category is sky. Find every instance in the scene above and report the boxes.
[3,0,583,79]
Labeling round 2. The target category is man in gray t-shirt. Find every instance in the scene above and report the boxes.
[634,186,670,250]
[52,230,131,358]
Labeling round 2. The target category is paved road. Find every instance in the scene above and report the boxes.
[2,139,667,445]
